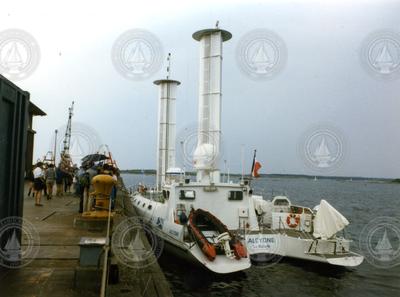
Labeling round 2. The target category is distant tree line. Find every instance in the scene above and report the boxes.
[119,169,399,182]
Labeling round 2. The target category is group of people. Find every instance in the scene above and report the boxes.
[27,162,75,206]
[26,160,119,213]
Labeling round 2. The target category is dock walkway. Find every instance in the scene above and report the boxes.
[0,184,173,297]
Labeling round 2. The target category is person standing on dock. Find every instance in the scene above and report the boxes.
[77,165,89,213]
[64,170,73,194]
[27,165,36,198]
[42,163,48,198]
[33,162,45,206]
[84,162,98,211]
[45,164,56,200]
[55,166,64,196]
[73,164,79,196]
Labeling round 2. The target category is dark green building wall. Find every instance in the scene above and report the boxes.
[0,75,29,221]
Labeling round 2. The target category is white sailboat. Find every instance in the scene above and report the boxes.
[131,26,252,274]
[130,26,363,271]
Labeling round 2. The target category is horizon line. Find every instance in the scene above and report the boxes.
[119,169,399,180]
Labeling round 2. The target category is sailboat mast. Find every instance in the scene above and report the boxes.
[192,23,232,183]
[250,149,257,180]
[154,54,180,190]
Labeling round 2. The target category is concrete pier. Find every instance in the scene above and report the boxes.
[0,183,173,297]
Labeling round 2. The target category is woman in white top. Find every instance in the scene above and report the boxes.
[33,162,45,206]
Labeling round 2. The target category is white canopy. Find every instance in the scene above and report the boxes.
[313,199,349,239]
[253,197,272,215]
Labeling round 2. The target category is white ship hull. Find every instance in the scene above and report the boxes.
[245,231,363,267]
[128,24,363,274]
[248,196,364,267]
[161,237,251,274]
[131,192,251,274]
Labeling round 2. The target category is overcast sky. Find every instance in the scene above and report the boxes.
[1,0,399,178]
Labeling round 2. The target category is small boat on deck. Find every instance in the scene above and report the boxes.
[188,209,247,261]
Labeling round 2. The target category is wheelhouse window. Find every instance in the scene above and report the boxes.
[290,206,303,214]
[274,198,289,206]
[163,190,171,199]
[179,190,196,200]
[228,191,243,201]
[304,208,312,215]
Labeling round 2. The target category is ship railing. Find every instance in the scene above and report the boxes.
[143,190,164,202]
[252,187,289,200]
[277,216,287,232]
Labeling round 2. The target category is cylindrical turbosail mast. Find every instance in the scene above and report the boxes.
[154,77,180,190]
[192,24,232,183]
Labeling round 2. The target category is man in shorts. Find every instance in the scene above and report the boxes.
[56,166,64,196]
[45,164,56,199]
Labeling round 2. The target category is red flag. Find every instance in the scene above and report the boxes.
[252,160,262,177]
[251,150,262,178]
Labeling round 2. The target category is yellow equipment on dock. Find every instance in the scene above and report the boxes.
[82,174,116,219]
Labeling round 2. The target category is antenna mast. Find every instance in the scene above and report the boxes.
[62,101,74,156]
[166,53,171,79]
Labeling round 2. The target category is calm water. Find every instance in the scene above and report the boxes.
[122,173,400,297]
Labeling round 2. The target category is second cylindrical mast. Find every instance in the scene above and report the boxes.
[154,79,180,189]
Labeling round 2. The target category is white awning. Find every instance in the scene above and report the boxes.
[313,199,349,239]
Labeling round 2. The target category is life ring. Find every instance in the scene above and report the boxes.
[286,214,300,228]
